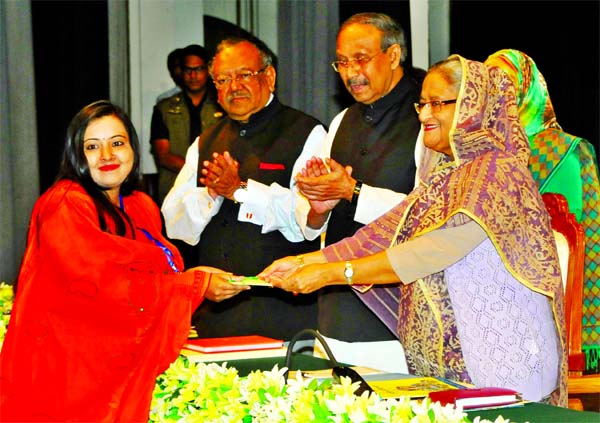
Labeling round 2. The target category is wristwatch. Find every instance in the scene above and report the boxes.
[344,261,354,285]
[233,181,248,203]
[351,179,363,205]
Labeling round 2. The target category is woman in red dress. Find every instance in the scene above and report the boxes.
[0,100,249,422]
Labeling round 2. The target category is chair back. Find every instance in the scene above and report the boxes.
[542,192,586,374]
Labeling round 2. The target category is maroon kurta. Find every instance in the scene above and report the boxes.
[0,180,209,422]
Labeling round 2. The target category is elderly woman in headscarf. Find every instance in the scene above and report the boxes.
[260,55,567,406]
[486,49,600,370]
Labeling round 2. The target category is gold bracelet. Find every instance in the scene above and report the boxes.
[297,254,305,268]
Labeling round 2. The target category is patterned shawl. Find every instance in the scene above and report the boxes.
[322,55,566,404]
[486,49,600,368]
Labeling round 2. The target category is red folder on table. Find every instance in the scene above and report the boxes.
[184,335,284,353]
[428,386,521,409]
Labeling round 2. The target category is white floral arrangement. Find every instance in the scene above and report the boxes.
[0,283,517,423]
[150,357,517,423]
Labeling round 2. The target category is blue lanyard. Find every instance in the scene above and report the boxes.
[138,228,181,273]
[119,195,181,273]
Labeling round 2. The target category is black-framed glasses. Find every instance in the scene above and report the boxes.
[213,67,268,88]
[414,99,457,114]
[183,65,207,75]
[331,51,386,73]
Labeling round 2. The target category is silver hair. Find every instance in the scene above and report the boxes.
[428,56,462,93]
[340,12,408,63]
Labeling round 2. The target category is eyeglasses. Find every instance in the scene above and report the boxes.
[213,67,268,88]
[414,99,457,114]
[331,51,386,73]
[183,65,207,75]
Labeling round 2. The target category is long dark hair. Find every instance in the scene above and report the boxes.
[56,100,142,236]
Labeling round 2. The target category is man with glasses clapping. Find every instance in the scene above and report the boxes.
[161,37,327,341]
[292,12,423,374]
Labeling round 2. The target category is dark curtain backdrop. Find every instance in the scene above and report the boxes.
[30,0,597,192]
[450,0,599,159]
[1,1,38,284]
[277,0,340,127]
[31,0,109,193]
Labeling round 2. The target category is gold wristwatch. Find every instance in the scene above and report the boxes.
[344,261,354,285]
[233,181,248,203]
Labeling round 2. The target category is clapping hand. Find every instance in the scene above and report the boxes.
[296,157,354,201]
[199,151,240,200]
[296,157,355,215]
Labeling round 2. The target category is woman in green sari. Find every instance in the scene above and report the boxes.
[486,49,600,372]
